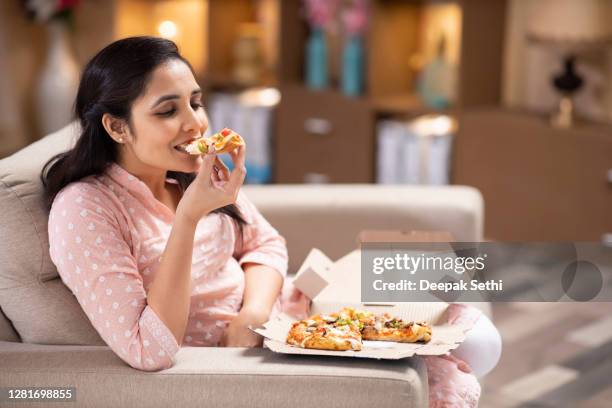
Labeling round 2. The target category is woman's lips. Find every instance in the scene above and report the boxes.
[175,138,202,152]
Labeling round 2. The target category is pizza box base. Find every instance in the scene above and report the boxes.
[254,237,476,360]
[253,309,474,360]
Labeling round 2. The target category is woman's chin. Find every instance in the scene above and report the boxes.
[172,149,203,173]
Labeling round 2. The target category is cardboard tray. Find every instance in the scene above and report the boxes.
[254,237,477,360]
[253,312,473,360]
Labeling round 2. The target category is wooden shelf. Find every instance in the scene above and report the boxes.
[197,0,509,184]
[369,93,453,118]
[273,0,507,183]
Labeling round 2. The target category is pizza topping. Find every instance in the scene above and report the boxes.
[325,326,349,337]
[374,317,384,332]
[385,319,405,329]
[335,317,352,326]
[176,138,205,154]
[354,310,374,321]
[321,314,338,323]
[196,139,209,154]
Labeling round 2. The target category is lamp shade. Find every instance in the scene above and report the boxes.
[527,0,612,45]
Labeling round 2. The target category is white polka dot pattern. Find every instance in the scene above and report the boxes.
[47,163,291,368]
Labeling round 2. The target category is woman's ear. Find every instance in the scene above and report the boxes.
[101,113,129,144]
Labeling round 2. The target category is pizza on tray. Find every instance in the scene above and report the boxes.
[177,127,245,155]
[286,307,432,351]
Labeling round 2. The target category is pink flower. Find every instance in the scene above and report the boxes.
[303,0,340,30]
[342,0,369,36]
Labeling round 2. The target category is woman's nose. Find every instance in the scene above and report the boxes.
[183,106,207,133]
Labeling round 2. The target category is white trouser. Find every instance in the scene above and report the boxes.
[450,313,502,378]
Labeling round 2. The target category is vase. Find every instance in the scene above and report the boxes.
[341,35,364,97]
[36,20,80,135]
[305,28,328,90]
[417,36,457,109]
[417,56,456,109]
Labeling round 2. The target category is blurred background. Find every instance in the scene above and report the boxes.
[1,0,611,243]
[1,1,611,406]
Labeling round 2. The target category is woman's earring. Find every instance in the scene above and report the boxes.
[118,137,123,143]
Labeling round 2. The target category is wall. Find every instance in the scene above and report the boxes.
[0,0,114,158]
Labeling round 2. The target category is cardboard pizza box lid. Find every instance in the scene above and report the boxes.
[291,248,332,300]
[301,230,457,320]
[305,249,451,323]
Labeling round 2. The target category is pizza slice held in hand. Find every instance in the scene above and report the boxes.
[177,128,245,155]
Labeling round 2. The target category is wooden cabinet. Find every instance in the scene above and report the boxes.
[453,108,612,241]
[275,85,374,183]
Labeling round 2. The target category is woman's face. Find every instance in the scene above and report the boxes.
[123,59,208,174]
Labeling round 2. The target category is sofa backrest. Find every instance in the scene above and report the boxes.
[0,123,105,346]
[241,184,484,272]
[0,123,484,345]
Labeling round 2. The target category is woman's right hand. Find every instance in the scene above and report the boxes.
[176,145,246,225]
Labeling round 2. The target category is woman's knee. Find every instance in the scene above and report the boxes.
[451,313,502,378]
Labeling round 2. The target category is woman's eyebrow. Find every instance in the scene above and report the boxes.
[151,88,202,108]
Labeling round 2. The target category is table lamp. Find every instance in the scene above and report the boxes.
[527,0,612,127]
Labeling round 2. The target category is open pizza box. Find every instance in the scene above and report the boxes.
[254,230,477,360]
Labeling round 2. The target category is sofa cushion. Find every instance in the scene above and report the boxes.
[0,122,104,345]
[0,307,20,342]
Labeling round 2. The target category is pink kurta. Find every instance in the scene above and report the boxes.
[48,162,306,371]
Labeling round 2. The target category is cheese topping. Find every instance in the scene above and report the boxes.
[184,140,204,154]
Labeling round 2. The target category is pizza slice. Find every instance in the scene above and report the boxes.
[178,128,245,155]
[286,313,362,351]
[360,312,432,343]
[207,128,245,154]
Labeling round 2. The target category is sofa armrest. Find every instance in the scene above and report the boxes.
[242,185,483,273]
[0,341,428,408]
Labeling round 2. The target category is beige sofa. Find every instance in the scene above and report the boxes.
[0,124,486,408]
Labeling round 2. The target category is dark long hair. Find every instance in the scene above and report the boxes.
[41,36,246,231]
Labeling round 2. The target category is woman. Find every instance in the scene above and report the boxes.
[43,36,499,407]
[43,36,307,371]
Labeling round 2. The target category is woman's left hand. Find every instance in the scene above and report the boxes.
[440,353,473,373]
[219,306,270,347]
